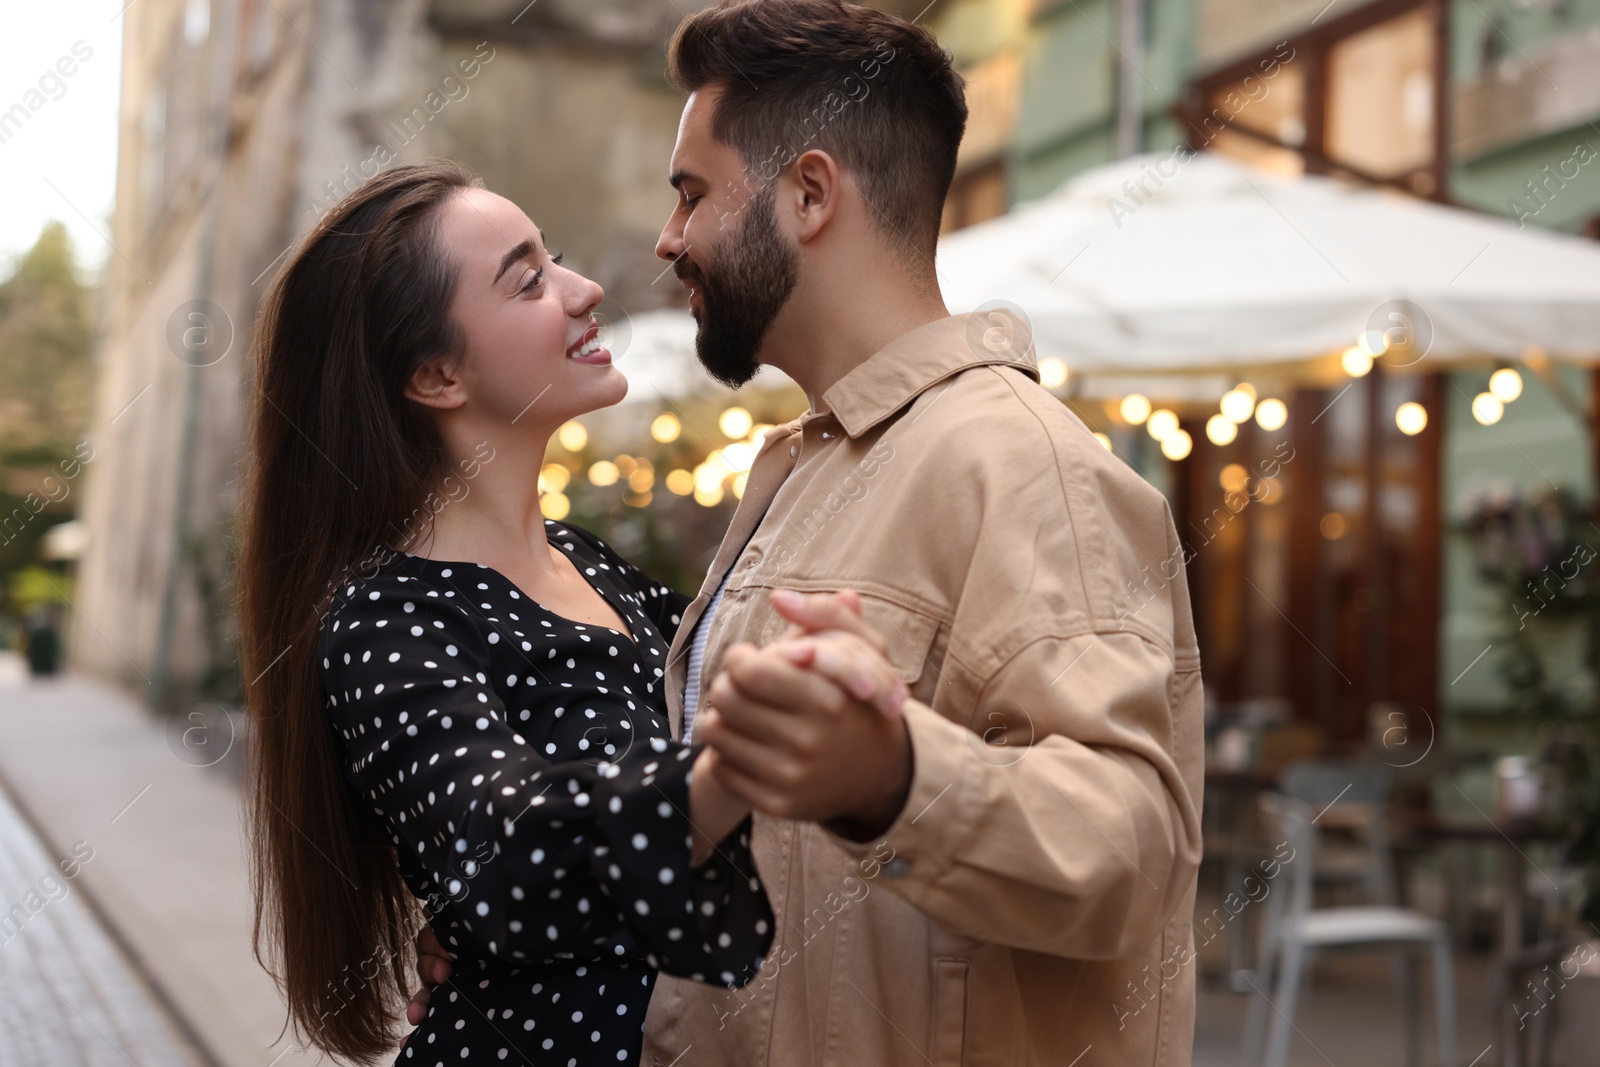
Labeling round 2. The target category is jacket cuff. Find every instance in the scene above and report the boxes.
[823,700,982,886]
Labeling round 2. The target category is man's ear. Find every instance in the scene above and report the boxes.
[788,148,842,243]
[403,355,468,411]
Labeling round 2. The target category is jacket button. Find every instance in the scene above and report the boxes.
[882,858,911,879]
[789,444,798,457]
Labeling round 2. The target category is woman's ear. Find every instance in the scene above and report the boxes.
[403,356,468,411]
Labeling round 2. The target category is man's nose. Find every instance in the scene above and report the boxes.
[655,214,685,263]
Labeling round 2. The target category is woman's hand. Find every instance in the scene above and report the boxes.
[697,632,915,832]
[688,749,751,865]
[403,758,749,1026]
[768,630,908,720]
[766,588,907,718]
[406,925,453,1025]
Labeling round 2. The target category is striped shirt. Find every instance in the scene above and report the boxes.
[680,570,730,742]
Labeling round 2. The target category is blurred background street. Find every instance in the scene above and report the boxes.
[5,0,1600,1064]
[0,741,203,1066]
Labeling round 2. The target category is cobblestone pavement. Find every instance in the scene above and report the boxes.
[0,781,203,1067]
[0,663,338,1067]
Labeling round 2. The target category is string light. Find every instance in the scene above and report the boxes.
[1205,414,1238,446]
[1254,398,1288,431]
[665,469,694,495]
[1471,392,1504,426]
[539,464,570,492]
[1395,402,1427,436]
[1039,358,1069,389]
[720,442,756,473]
[1341,345,1373,377]
[1147,409,1179,441]
[719,406,753,439]
[540,492,570,520]
[1219,463,1250,493]
[1160,428,1193,461]
[1489,368,1522,403]
[1120,394,1152,425]
[588,460,619,487]
[557,421,588,451]
[694,454,728,496]
[1092,432,1112,451]
[1220,386,1256,423]
[650,413,681,443]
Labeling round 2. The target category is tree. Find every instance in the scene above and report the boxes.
[0,221,95,608]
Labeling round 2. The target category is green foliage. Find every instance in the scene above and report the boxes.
[1462,483,1600,931]
[9,565,73,615]
[0,222,95,610]
[0,221,94,464]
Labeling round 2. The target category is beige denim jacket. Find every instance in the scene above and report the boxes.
[641,310,1205,1067]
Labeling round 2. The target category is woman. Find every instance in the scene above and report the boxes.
[237,161,896,1065]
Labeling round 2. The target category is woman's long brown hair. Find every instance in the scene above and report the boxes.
[237,161,481,1062]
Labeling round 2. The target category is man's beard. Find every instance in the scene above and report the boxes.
[675,186,798,389]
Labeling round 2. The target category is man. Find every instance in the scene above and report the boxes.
[421,2,1204,1063]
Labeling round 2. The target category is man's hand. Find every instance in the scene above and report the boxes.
[404,587,899,1028]
[406,924,453,1026]
[697,608,914,838]
[767,588,906,718]
[771,587,885,652]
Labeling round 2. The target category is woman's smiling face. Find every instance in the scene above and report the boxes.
[433,188,627,429]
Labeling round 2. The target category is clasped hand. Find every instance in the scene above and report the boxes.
[696,587,914,833]
[405,588,910,1027]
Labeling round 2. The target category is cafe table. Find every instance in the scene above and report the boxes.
[1401,812,1571,1067]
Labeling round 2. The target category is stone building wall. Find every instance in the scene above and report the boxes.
[71,0,726,704]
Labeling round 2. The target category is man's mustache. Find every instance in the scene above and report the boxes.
[675,259,707,292]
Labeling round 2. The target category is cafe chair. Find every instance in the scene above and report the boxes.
[1279,759,1397,905]
[1242,794,1458,1067]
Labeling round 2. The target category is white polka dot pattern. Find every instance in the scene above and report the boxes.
[318,521,771,1065]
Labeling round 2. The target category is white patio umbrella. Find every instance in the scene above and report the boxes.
[934,150,1600,376]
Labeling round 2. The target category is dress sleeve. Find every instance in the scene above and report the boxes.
[318,577,772,984]
[555,521,695,643]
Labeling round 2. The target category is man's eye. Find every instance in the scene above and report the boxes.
[684,195,702,209]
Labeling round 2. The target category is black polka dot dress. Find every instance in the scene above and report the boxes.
[317,520,774,1066]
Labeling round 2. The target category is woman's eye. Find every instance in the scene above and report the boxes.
[519,268,545,294]
[551,250,564,266]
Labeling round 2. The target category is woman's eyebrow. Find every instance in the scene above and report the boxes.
[493,238,535,284]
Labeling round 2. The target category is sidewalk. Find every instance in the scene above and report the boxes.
[0,656,350,1067]
[0,774,203,1066]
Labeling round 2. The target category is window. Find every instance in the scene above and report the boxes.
[1179,0,1448,199]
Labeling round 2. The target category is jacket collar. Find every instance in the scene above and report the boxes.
[819,310,1039,439]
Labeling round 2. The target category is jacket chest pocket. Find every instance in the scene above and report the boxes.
[751,590,944,699]
[856,595,944,705]
[930,957,969,1066]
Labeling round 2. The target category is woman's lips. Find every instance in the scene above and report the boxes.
[566,323,612,365]
[569,346,612,366]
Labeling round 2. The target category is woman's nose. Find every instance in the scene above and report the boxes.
[570,272,603,318]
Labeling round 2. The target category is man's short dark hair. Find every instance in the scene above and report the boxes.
[667,0,967,262]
